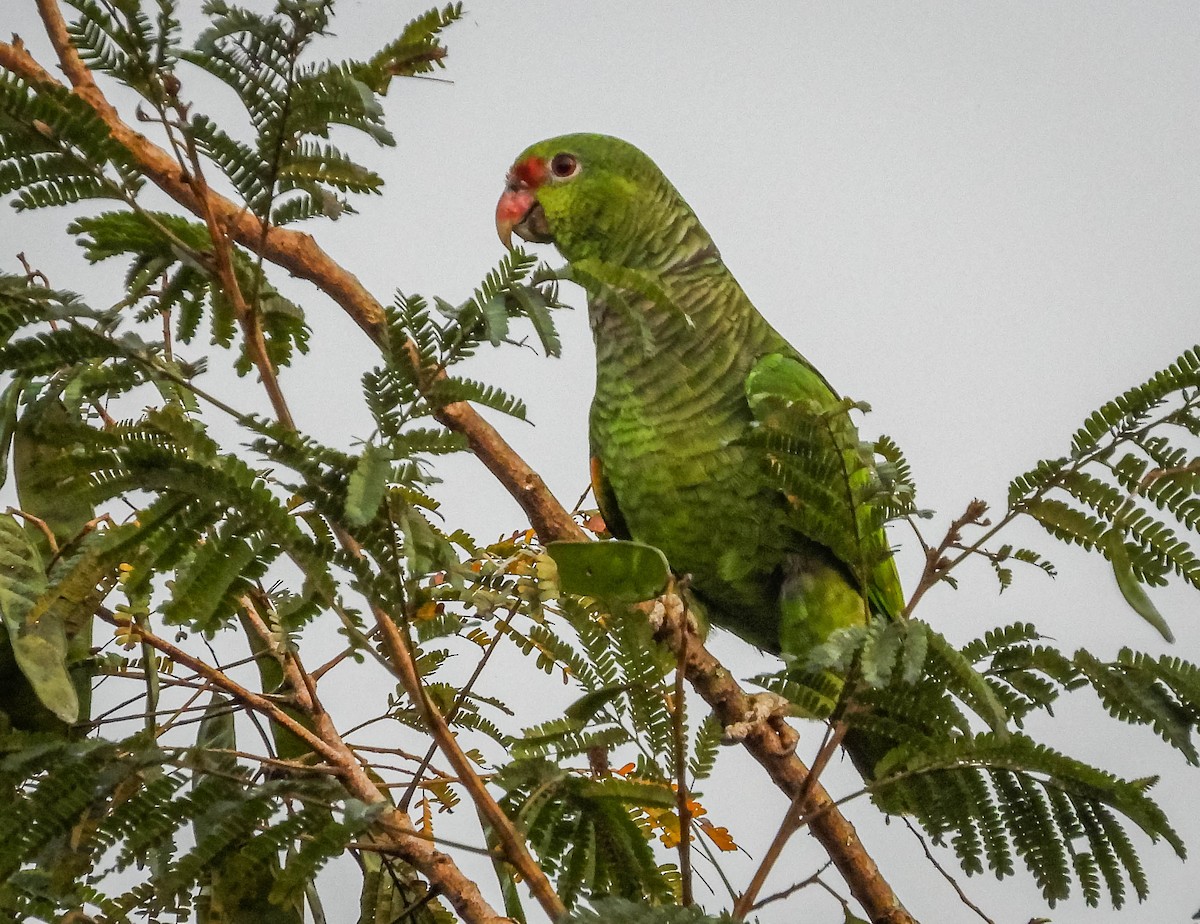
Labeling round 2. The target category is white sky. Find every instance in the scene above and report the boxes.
[5,2,1200,923]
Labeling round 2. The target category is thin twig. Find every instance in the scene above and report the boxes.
[672,595,694,905]
[96,606,340,764]
[900,499,990,619]
[174,121,295,428]
[732,719,849,918]
[397,612,512,813]
[904,819,997,924]
[6,508,58,555]
[16,251,50,287]
[311,626,380,681]
[750,859,834,912]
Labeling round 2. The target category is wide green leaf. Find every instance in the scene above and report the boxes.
[0,515,77,723]
[547,541,670,604]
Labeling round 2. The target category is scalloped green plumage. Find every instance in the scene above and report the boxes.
[505,135,915,810]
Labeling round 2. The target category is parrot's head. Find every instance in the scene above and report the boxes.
[496,133,706,267]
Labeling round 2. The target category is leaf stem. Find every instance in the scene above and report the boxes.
[672,592,694,905]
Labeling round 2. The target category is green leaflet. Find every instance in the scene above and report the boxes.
[546,540,670,604]
[0,378,23,487]
[192,695,305,924]
[1074,650,1196,763]
[14,399,98,543]
[510,281,563,358]
[927,630,1010,736]
[497,760,677,908]
[870,730,1182,907]
[560,897,734,924]
[160,527,262,635]
[70,210,311,374]
[345,442,390,527]
[5,394,104,724]
[427,375,528,420]
[1106,527,1175,643]
[0,516,77,723]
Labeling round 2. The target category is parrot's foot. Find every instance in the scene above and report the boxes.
[722,692,792,743]
[638,592,698,634]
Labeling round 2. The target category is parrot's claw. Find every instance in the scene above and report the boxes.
[639,598,667,632]
[637,592,695,634]
[722,692,791,743]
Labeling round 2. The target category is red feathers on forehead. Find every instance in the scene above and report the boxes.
[511,156,547,188]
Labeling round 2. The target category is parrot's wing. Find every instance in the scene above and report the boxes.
[744,352,905,625]
[590,455,632,540]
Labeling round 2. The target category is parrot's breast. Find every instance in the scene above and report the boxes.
[586,272,791,650]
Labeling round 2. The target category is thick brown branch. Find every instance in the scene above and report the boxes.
[0,35,61,86]
[733,721,851,918]
[441,399,587,542]
[656,611,916,924]
[35,0,106,97]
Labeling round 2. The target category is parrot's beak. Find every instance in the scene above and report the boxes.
[496,161,554,249]
[495,185,536,249]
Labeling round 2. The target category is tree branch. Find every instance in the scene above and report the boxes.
[732,720,850,918]
[97,604,515,924]
[0,34,61,86]
[4,10,580,543]
[3,9,911,921]
[654,605,916,924]
[367,593,567,921]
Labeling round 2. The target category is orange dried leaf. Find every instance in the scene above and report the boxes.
[683,796,708,818]
[699,820,738,852]
[637,804,683,847]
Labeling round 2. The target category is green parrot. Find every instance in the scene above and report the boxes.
[495,133,906,792]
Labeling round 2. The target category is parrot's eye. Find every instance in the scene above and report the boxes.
[550,153,579,179]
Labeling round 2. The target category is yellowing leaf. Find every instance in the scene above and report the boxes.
[419,794,433,838]
[699,820,739,852]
